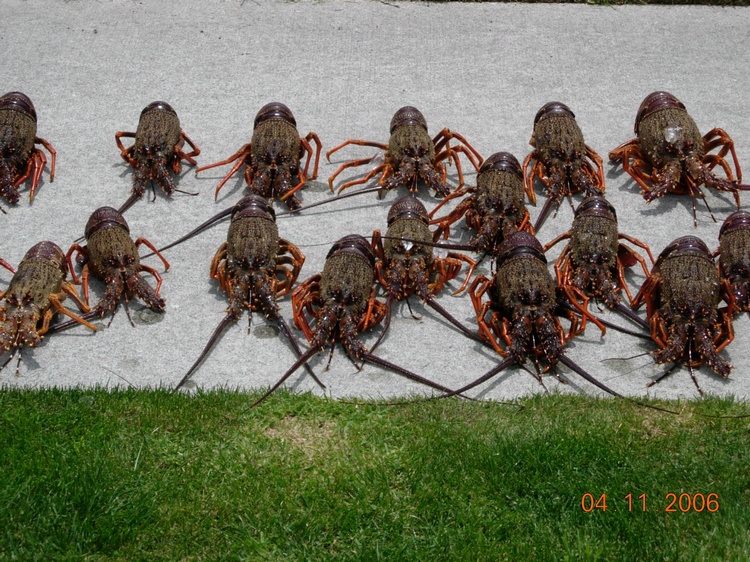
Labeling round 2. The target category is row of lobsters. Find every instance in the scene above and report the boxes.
[2,90,748,224]
[1,89,749,403]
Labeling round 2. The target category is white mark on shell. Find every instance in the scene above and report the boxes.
[663,126,683,145]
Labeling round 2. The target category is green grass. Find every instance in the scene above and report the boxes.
[1,389,749,560]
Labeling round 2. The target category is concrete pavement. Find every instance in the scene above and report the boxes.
[2,0,750,401]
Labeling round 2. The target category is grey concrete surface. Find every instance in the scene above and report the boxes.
[2,0,750,402]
